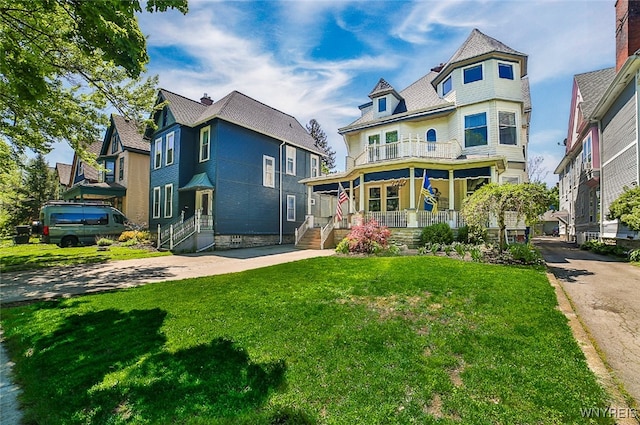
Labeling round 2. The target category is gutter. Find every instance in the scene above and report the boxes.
[279,141,285,244]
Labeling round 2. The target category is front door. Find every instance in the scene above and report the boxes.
[195,189,213,215]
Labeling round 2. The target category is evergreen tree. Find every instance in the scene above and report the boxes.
[21,154,58,222]
[306,119,336,172]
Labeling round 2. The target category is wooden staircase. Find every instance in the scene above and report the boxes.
[295,228,328,250]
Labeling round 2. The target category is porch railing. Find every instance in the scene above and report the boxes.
[355,135,463,166]
[157,210,213,250]
[417,210,465,228]
[320,220,334,250]
[295,215,312,246]
[365,211,407,228]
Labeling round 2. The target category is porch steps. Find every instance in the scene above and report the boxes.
[296,228,329,250]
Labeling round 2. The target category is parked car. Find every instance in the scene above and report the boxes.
[39,201,127,247]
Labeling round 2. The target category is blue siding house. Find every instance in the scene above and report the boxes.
[149,89,325,250]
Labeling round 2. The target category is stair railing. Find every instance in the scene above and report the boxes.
[320,219,334,250]
[295,215,312,246]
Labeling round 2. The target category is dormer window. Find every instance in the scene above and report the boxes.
[463,64,483,84]
[378,98,387,112]
[442,76,452,96]
[498,62,514,80]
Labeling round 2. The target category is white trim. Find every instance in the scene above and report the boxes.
[164,184,173,218]
[286,145,296,175]
[199,126,210,162]
[152,186,161,218]
[497,110,518,146]
[165,131,175,166]
[263,155,275,188]
[310,154,319,177]
[601,140,637,167]
[286,194,296,221]
[463,63,484,84]
[497,61,514,80]
[154,138,162,169]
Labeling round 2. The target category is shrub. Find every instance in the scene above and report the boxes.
[420,223,454,245]
[454,242,467,257]
[629,249,640,262]
[96,237,114,246]
[508,243,544,265]
[334,219,391,255]
[456,225,469,243]
[118,230,150,242]
[470,247,483,262]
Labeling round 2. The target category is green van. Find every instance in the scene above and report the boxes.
[39,201,127,247]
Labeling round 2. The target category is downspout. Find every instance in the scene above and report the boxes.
[279,141,285,244]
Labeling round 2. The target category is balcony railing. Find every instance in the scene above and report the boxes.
[354,135,463,166]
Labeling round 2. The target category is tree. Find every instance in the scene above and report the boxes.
[461,182,549,251]
[306,119,336,172]
[21,153,58,221]
[0,0,188,158]
[607,186,640,231]
[527,155,549,184]
[0,139,26,235]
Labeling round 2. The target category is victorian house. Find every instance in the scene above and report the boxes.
[300,29,531,246]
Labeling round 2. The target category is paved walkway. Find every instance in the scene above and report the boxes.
[534,237,640,414]
[0,245,334,424]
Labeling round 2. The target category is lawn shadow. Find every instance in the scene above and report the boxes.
[90,338,289,423]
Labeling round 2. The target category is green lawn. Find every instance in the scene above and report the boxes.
[1,256,612,424]
[0,240,171,273]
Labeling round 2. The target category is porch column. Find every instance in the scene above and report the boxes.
[307,185,313,215]
[359,173,365,212]
[409,166,415,209]
[491,165,497,183]
[349,180,354,213]
[448,170,455,210]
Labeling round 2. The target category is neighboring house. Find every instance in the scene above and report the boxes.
[555,0,639,244]
[554,68,615,243]
[301,28,531,241]
[64,114,150,226]
[54,162,72,199]
[149,89,325,251]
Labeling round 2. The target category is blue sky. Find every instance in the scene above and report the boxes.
[46,0,616,187]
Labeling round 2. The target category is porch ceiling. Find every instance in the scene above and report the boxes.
[300,156,506,187]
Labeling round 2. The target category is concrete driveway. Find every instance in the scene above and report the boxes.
[534,237,640,412]
[1,245,335,305]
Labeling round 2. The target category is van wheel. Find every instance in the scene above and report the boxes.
[60,236,79,248]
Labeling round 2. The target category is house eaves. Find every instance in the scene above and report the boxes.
[338,103,456,135]
[591,53,640,121]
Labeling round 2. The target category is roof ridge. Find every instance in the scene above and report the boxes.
[226,90,306,123]
[159,88,204,106]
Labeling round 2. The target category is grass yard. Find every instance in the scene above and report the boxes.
[0,240,171,273]
[1,256,612,424]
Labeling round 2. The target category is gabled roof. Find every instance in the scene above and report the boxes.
[110,114,149,153]
[72,140,102,183]
[368,78,401,100]
[159,89,209,125]
[574,67,616,119]
[157,89,323,155]
[55,163,72,187]
[432,28,527,87]
[340,71,454,133]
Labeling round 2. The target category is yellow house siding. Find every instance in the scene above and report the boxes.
[123,151,150,225]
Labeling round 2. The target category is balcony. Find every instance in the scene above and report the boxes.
[354,135,463,166]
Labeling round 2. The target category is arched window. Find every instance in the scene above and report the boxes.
[426,129,437,142]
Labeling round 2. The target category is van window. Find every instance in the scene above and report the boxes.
[114,214,125,224]
[85,213,109,225]
[51,213,84,225]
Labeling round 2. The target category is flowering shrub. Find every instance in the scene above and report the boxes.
[335,219,391,254]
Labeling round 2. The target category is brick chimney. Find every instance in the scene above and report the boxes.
[615,0,640,72]
[200,93,213,106]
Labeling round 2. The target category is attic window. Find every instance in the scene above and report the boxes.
[442,76,452,96]
[498,62,514,80]
[463,64,483,84]
[378,97,386,112]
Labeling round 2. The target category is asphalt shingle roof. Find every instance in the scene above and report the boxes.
[111,114,149,153]
[445,28,526,68]
[574,67,616,119]
[55,163,72,186]
[160,89,323,155]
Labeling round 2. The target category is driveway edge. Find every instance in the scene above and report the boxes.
[546,272,639,424]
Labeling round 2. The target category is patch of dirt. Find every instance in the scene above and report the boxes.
[337,291,432,321]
